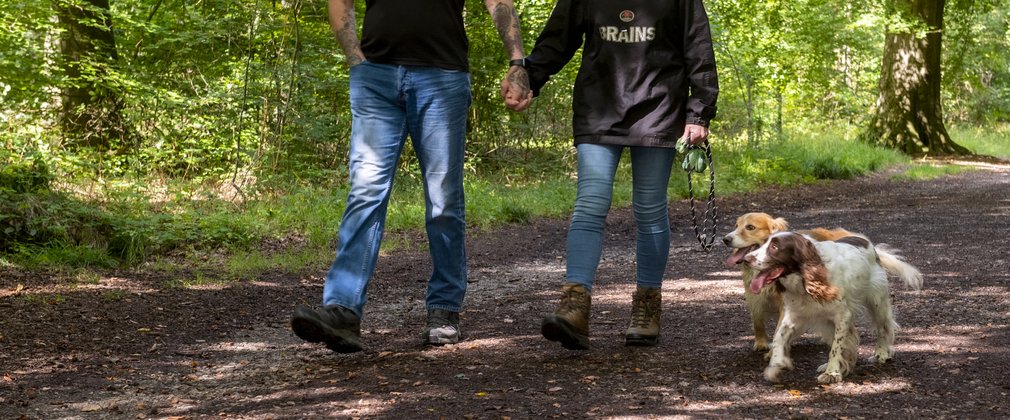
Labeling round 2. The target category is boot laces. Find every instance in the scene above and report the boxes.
[560,287,588,315]
[630,291,659,327]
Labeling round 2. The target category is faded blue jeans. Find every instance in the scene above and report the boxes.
[323,61,471,318]
[566,143,676,292]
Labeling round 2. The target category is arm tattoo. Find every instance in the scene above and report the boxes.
[506,67,530,90]
[329,0,364,67]
[336,19,364,67]
[490,3,524,58]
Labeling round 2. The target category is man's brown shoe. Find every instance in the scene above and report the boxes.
[541,283,591,350]
[291,305,363,353]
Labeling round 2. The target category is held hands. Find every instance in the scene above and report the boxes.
[500,66,533,111]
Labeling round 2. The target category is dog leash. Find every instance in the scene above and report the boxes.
[680,138,719,252]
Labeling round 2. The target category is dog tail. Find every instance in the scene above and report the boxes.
[875,244,923,291]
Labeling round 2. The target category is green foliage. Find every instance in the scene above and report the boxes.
[944,1,1010,124]
[891,164,973,181]
[0,154,52,193]
[707,0,886,141]
[949,124,1010,158]
[0,157,116,258]
[666,125,908,202]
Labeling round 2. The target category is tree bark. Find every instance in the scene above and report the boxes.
[55,0,127,149]
[862,0,970,156]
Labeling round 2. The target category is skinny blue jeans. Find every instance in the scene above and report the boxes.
[323,61,471,318]
[566,143,676,292]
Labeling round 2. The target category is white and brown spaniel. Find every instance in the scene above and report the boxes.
[744,231,922,384]
[723,212,923,354]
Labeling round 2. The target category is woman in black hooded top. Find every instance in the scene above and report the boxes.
[524,0,719,350]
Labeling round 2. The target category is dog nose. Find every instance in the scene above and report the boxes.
[722,235,732,246]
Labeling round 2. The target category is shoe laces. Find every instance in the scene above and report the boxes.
[630,291,660,327]
[559,287,589,314]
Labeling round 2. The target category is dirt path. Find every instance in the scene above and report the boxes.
[3,163,1009,419]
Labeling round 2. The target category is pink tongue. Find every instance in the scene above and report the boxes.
[725,246,755,267]
[750,267,785,294]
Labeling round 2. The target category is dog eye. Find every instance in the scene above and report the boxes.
[745,224,755,231]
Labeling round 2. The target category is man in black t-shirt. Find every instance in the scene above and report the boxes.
[291,0,532,353]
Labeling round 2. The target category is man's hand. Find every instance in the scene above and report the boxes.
[500,66,532,111]
[684,124,709,145]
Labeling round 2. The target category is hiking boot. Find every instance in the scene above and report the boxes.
[625,286,661,346]
[541,283,591,350]
[423,309,461,345]
[291,305,363,353]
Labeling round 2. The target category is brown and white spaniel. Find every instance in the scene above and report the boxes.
[723,212,922,354]
[743,231,922,384]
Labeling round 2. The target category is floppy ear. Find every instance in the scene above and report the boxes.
[771,217,789,233]
[796,237,839,302]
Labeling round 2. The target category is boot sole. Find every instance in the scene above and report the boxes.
[291,312,363,353]
[423,327,461,346]
[625,334,659,347]
[541,316,589,350]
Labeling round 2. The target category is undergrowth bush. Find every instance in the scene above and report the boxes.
[0,157,115,256]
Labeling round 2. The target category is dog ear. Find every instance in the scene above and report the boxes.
[795,237,839,302]
[802,263,839,303]
[772,217,789,233]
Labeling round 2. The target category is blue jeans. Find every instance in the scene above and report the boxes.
[566,143,676,292]
[323,61,471,318]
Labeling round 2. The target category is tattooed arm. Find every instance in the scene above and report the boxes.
[485,0,533,111]
[328,0,364,67]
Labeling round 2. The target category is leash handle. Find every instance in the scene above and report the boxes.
[685,139,718,252]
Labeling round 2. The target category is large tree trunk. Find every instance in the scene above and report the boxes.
[862,0,970,156]
[55,0,127,149]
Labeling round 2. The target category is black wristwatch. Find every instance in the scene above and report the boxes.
[508,58,526,68]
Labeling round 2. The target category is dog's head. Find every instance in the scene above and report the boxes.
[743,232,838,302]
[723,212,789,267]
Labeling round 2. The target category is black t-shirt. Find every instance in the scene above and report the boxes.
[361,0,469,72]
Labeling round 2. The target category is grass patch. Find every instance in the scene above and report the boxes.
[101,289,129,301]
[224,247,330,279]
[162,271,232,289]
[20,293,66,306]
[891,163,974,181]
[951,124,1010,158]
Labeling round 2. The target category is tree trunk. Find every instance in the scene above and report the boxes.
[862,0,970,156]
[55,0,127,149]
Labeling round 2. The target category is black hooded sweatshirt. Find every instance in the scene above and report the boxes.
[525,0,719,148]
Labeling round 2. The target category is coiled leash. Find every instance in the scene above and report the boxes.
[676,137,718,252]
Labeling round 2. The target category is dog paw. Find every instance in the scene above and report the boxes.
[764,366,784,383]
[817,371,843,384]
[764,359,794,383]
[753,340,770,352]
[870,350,893,365]
[779,357,794,371]
[817,362,827,373]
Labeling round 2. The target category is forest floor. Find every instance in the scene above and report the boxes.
[2,160,1010,419]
